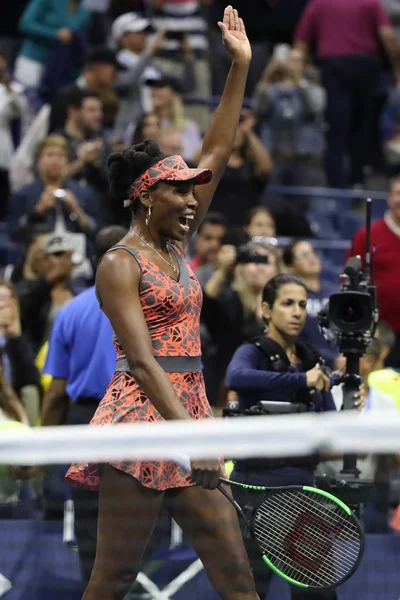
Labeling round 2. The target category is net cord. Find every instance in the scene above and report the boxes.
[0,411,399,465]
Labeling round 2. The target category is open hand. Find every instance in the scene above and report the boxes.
[218,6,251,66]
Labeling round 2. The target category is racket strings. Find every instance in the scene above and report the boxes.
[265,492,361,557]
[255,515,352,586]
[255,502,357,572]
[255,496,358,581]
[252,489,361,587]
[255,512,351,586]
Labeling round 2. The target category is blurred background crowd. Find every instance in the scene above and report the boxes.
[0,0,400,560]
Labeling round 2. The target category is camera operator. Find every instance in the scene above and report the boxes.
[226,273,337,600]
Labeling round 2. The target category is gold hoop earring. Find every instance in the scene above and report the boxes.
[145,206,152,227]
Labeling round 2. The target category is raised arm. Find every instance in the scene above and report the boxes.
[96,251,193,421]
[189,6,251,234]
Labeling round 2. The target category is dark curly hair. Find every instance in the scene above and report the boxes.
[107,139,165,212]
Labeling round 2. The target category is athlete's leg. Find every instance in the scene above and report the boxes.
[166,484,260,600]
[83,465,164,600]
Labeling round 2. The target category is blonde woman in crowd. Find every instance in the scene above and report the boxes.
[201,241,281,404]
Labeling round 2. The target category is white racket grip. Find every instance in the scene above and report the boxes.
[170,453,191,473]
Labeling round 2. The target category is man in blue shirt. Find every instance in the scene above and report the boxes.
[41,225,126,584]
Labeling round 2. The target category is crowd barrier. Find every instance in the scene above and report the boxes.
[0,520,399,600]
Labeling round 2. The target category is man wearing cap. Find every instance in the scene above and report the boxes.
[111,12,162,142]
[111,12,196,145]
[16,233,77,354]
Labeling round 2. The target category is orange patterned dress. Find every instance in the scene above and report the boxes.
[66,244,216,492]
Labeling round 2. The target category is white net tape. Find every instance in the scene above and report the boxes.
[0,411,400,465]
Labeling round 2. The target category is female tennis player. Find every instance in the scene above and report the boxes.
[66,6,259,600]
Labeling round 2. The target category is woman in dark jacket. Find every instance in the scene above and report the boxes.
[226,273,337,600]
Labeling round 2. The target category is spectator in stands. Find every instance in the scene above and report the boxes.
[188,212,227,274]
[295,0,399,188]
[349,177,400,367]
[0,279,41,425]
[195,109,272,226]
[146,75,202,162]
[40,225,126,584]
[202,242,280,404]
[57,89,104,173]
[9,135,98,242]
[283,239,338,367]
[157,126,183,156]
[243,206,276,240]
[10,46,120,193]
[130,111,160,145]
[111,13,166,145]
[0,50,27,218]
[14,0,92,90]
[3,223,53,286]
[55,89,117,226]
[253,47,326,189]
[50,46,120,132]
[17,234,76,354]
[148,0,210,132]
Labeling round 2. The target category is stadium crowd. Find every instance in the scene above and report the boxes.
[0,0,400,597]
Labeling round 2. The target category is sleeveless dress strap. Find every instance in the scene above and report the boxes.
[96,245,143,306]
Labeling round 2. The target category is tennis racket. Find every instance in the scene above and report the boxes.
[172,455,364,590]
[217,477,365,590]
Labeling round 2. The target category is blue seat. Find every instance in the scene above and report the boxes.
[308,211,339,239]
[337,211,364,240]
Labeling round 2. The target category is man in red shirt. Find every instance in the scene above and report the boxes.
[348,177,400,366]
[295,0,399,189]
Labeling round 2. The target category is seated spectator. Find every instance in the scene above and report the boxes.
[131,111,160,145]
[243,206,277,240]
[0,50,27,218]
[50,45,121,133]
[17,234,76,354]
[56,88,116,226]
[194,110,272,225]
[9,135,98,248]
[188,212,227,275]
[283,239,338,367]
[2,222,53,288]
[0,279,41,425]
[14,0,91,90]
[202,242,281,404]
[10,47,120,192]
[146,75,202,162]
